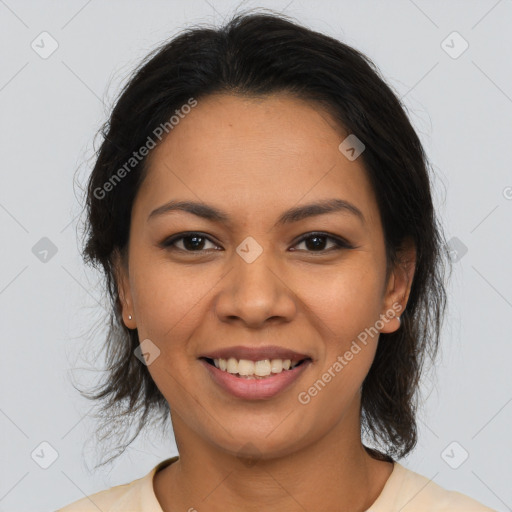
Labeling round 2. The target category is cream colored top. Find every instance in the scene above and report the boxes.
[56,456,496,511]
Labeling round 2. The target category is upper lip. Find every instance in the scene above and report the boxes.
[199,345,312,363]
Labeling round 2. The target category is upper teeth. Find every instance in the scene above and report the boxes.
[213,357,301,376]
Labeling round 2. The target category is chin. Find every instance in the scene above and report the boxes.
[211,424,309,462]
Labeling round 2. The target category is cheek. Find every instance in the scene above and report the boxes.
[295,261,384,394]
[294,260,384,338]
[130,263,208,413]
[129,256,212,340]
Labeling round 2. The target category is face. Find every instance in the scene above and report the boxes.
[115,93,415,461]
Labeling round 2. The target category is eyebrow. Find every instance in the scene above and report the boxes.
[147,198,365,226]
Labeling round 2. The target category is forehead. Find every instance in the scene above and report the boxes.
[134,93,380,231]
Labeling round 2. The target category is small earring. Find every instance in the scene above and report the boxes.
[397,315,401,327]
[128,315,132,320]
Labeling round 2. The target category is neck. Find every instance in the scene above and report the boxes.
[154,405,394,512]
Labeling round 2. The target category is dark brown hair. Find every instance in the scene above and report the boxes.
[76,9,451,467]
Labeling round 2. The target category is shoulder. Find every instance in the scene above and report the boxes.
[55,457,178,512]
[385,462,497,512]
[57,478,144,512]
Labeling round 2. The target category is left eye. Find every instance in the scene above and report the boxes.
[292,233,351,252]
[161,232,352,253]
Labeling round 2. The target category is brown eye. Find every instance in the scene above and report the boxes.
[291,233,353,252]
[160,231,353,255]
[161,232,220,252]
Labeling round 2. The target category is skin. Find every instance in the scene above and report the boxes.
[114,92,416,511]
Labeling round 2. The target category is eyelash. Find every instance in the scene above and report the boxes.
[160,231,354,254]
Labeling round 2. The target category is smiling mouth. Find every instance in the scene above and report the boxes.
[201,357,311,379]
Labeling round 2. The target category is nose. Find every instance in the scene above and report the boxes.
[213,245,297,329]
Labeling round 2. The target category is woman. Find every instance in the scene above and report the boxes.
[57,10,496,512]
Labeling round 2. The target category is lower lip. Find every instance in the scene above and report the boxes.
[200,359,312,400]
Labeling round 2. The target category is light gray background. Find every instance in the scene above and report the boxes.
[1,1,511,511]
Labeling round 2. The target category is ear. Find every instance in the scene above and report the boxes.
[379,238,416,334]
[112,247,136,329]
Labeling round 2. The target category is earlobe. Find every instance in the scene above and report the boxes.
[112,248,135,329]
[380,239,416,334]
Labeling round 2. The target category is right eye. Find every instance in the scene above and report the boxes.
[160,232,222,253]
